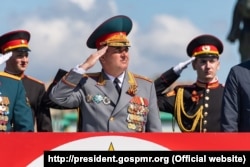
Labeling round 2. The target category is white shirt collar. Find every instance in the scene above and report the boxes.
[106,72,125,87]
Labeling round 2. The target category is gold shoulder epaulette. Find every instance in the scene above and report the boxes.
[133,73,152,83]
[25,75,44,84]
[83,72,101,78]
[0,72,21,80]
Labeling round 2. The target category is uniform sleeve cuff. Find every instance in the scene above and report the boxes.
[72,65,86,74]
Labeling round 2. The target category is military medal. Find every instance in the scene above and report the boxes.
[0,125,7,131]
[126,96,150,132]
[103,96,111,105]
[92,94,103,103]
[127,122,143,132]
[127,96,149,115]
[128,123,136,130]
[2,125,7,131]
[0,96,9,132]
[86,94,111,105]
[128,103,135,113]
[127,113,144,122]
[4,116,8,121]
[86,94,93,103]
[135,123,143,132]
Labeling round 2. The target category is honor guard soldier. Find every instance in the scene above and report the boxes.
[0,30,52,131]
[155,34,224,132]
[50,15,162,132]
[0,55,33,131]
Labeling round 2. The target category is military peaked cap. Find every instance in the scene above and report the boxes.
[186,34,223,57]
[86,15,132,49]
[0,30,31,54]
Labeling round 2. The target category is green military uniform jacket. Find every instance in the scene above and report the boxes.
[0,72,33,132]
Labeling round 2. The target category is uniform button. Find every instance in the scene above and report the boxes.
[206,89,210,93]
[203,120,207,125]
[204,103,209,108]
[205,96,209,100]
[203,128,207,132]
[110,117,114,121]
[204,112,208,117]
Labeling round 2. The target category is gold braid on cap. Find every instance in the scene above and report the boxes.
[98,32,130,47]
[101,40,130,47]
[174,88,203,132]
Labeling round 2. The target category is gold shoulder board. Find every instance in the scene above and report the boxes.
[132,73,152,83]
[83,72,101,78]
[0,72,21,80]
[25,75,44,84]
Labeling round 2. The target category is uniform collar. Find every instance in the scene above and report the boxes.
[4,69,24,78]
[195,79,220,88]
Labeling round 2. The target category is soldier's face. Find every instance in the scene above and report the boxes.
[101,46,129,76]
[193,57,220,82]
[6,51,29,74]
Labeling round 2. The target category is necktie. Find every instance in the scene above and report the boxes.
[113,78,121,94]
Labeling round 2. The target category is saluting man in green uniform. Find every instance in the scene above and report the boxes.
[0,31,34,132]
[1,30,52,132]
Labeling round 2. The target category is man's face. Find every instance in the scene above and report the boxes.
[193,57,220,82]
[101,46,129,76]
[6,50,29,74]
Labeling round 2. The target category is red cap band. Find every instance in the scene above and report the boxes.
[1,39,29,53]
[192,45,219,57]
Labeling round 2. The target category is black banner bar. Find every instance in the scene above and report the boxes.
[44,151,250,166]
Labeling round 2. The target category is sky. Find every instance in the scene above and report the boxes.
[0,0,239,84]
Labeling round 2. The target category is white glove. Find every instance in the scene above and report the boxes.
[173,57,195,75]
[0,52,12,65]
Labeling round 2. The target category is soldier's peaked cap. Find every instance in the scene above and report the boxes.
[86,15,132,49]
[0,30,31,54]
[186,34,223,57]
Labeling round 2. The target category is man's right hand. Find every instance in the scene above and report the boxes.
[79,46,108,71]
[173,57,195,75]
[0,52,12,65]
